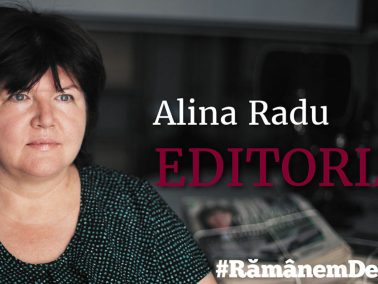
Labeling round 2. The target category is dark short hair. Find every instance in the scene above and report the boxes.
[0,5,106,167]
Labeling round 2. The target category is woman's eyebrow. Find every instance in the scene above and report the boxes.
[60,84,79,91]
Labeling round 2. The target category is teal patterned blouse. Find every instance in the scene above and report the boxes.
[0,166,211,283]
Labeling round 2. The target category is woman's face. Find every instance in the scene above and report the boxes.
[0,67,86,178]
[206,210,233,229]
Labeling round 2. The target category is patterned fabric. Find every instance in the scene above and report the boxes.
[0,166,211,283]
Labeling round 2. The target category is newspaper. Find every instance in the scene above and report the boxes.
[182,194,352,283]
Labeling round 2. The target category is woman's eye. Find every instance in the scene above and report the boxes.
[57,94,74,102]
[8,93,29,102]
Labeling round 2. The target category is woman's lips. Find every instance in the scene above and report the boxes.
[26,139,61,151]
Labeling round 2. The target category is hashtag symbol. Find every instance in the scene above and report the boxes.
[216,260,229,278]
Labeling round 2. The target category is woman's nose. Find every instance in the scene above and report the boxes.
[30,100,55,128]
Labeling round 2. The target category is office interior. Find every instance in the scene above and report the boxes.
[18,0,378,270]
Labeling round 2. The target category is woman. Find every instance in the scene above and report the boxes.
[0,6,216,283]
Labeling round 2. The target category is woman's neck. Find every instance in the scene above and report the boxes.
[0,165,81,225]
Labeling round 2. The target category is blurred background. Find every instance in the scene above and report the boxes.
[9,0,378,268]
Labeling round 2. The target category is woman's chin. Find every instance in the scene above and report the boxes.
[21,159,71,178]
